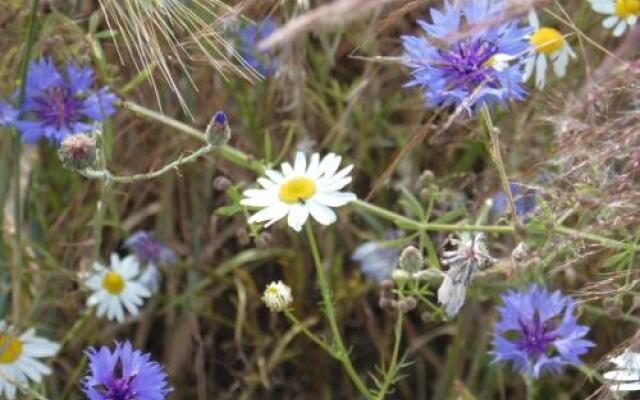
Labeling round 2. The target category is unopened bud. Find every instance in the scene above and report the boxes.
[399,246,423,273]
[256,232,273,248]
[398,297,417,313]
[205,110,231,145]
[380,279,395,291]
[213,176,232,191]
[391,269,410,285]
[58,133,97,170]
[511,242,530,269]
[418,170,435,185]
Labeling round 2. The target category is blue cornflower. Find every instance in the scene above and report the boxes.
[0,101,18,128]
[238,19,279,77]
[401,0,531,114]
[82,341,172,400]
[15,58,117,144]
[124,231,176,267]
[352,231,402,283]
[491,284,594,378]
[491,182,537,218]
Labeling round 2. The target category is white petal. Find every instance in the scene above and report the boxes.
[257,177,278,190]
[307,153,321,178]
[314,192,357,207]
[605,370,640,381]
[553,48,569,77]
[590,0,616,14]
[603,15,619,28]
[609,382,640,391]
[280,162,294,177]
[248,203,290,224]
[293,152,307,175]
[307,200,338,226]
[522,55,535,82]
[528,9,540,29]
[613,20,628,36]
[287,204,309,231]
[535,54,547,89]
[629,15,638,25]
[265,169,285,183]
[241,190,277,207]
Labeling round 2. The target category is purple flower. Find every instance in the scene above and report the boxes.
[491,284,594,378]
[401,0,531,114]
[15,58,117,144]
[352,231,402,283]
[82,341,172,400]
[124,231,177,267]
[0,101,18,127]
[491,182,537,217]
[237,19,279,77]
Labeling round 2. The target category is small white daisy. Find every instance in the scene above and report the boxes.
[0,322,59,400]
[589,0,640,37]
[241,152,357,232]
[523,10,576,89]
[262,281,293,312]
[604,349,640,391]
[85,253,151,323]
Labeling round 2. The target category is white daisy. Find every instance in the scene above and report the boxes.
[0,322,59,400]
[85,253,151,323]
[241,152,357,232]
[262,281,293,312]
[604,349,640,391]
[589,0,640,37]
[523,10,576,89]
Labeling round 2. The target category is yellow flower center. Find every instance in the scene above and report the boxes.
[0,335,23,364]
[279,177,317,204]
[531,27,565,54]
[616,0,640,17]
[102,271,125,294]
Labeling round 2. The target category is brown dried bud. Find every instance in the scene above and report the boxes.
[398,297,417,313]
[380,279,395,291]
[213,176,232,191]
[255,232,273,248]
[58,133,97,170]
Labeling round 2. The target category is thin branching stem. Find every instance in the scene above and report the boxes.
[284,310,333,354]
[81,143,216,183]
[480,105,519,233]
[305,223,374,400]
[375,312,404,400]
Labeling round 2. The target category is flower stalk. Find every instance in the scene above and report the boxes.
[305,223,374,400]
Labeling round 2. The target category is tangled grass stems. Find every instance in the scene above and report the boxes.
[11,0,40,328]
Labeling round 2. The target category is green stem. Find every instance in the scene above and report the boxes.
[305,223,374,400]
[120,100,264,174]
[121,100,640,254]
[480,105,519,232]
[524,374,535,400]
[11,0,40,327]
[352,199,514,234]
[375,312,404,400]
[81,143,216,183]
[284,310,333,354]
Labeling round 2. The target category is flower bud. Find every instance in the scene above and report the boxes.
[398,297,417,313]
[58,133,97,170]
[213,176,232,191]
[262,281,293,312]
[399,246,423,273]
[205,110,231,145]
[391,269,410,285]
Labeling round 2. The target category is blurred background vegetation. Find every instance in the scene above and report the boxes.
[1,0,640,398]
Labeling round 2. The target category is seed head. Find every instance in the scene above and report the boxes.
[58,133,97,170]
